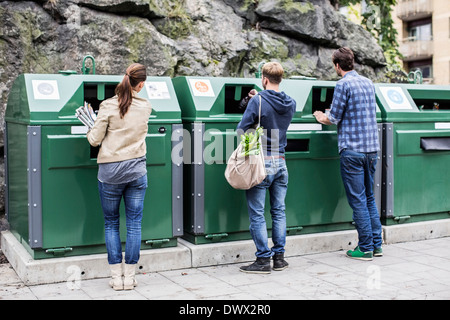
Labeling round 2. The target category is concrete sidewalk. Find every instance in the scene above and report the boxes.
[1,236,450,300]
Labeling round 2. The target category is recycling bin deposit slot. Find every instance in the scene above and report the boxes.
[83,82,119,158]
[84,83,117,111]
[420,137,450,151]
[224,84,258,114]
[409,87,450,110]
[311,87,335,113]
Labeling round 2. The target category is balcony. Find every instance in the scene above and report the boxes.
[397,0,433,21]
[400,37,433,61]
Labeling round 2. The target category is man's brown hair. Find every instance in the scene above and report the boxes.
[332,47,354,71]
[262,62,284,84]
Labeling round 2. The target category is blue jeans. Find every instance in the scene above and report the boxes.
[98,175,148,265]
[340,150,382,252]
[245,158,288,258]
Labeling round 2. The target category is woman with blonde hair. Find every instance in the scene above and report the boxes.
[87,63,152,290]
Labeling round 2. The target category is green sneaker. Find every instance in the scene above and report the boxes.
[374,247,383,257]
[346,246,373,261]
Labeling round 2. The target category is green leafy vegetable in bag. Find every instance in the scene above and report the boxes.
[239,127,264,156]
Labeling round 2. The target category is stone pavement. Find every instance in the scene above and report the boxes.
[1,236,449,300]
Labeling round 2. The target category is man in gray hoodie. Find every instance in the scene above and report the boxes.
[237,62,296,274]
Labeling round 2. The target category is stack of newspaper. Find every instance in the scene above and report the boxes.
[75,102,97,129]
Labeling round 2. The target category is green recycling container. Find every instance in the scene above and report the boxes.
[5,73,183,259]
[172,77,381,244]
[376,83,450,225]
[283,80,382,235]
[172,77,269,244]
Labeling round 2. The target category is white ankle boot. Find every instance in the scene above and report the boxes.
[109,263,123,291]
[123,263,137,290]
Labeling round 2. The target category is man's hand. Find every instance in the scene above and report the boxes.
[313,111,330,125]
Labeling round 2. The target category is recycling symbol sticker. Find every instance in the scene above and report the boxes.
[379,86,413,110]
[387,89,404,104]
[32,80,60,100]
[37,82,55,96]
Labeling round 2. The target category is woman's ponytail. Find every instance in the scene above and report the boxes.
[115,63,147,118]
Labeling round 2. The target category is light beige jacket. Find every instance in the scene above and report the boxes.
[87,92,152,163]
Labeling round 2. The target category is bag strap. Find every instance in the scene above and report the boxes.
[257,95,262,128]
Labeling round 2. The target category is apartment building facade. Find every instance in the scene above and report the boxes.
[393,0,450,84]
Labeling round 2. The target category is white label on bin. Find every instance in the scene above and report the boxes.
[288,123,322,131]
[32,80,60,100]
[379,86,413,110]
[435,122,450,129]
[71,126,89,134]
[189,79,215,97]
[145,81,170,99]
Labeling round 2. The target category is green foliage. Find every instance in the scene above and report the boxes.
[240,127,264,156]
[281,0,315,13]
[154,0,193,39]
[339,0,398,55]
[338,0,405,81]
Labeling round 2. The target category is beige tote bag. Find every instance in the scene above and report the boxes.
[225,95,266,190]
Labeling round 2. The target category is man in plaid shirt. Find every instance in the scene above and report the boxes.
[314,47,382,261]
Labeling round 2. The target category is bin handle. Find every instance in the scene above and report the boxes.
[82,55,96,75]
[408,70,422,84]
[255,61,266,78]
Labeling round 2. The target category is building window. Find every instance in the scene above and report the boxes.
[407,18,432,41]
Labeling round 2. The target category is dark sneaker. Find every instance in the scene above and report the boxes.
[240,257,271,274]
[272,253,289,271]
[346,246,373,261]
[374,247,383,257]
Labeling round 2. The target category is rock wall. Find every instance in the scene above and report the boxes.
[0,0,387,213]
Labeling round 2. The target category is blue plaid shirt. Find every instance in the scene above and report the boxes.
[328,71,379,153]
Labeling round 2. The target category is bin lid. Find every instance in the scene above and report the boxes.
[375,83,450,122]
[172,76,304,123]
[5,73,181,125]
